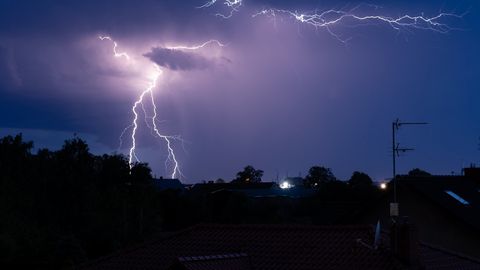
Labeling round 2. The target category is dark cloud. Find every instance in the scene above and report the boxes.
[144,47,214,71]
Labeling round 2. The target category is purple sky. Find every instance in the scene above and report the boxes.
[0,0,479,183]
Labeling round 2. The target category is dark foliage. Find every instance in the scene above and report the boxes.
[231,165,263,183]
[348,171,374,190]
[0,134,384,268]
[304,166,336,188]
[0,134,161,267]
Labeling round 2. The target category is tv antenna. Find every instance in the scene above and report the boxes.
[392,119,428,204]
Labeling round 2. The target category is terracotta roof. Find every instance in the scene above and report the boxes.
[79,224,480,270]
[169,253,251,270]
[190,183,275,194]
[153,179,185,191]
[79,224,397,270]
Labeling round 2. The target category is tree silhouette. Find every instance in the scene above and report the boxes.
[130,162,153,184]
[348,171,373,189]
[232,165,263,183]
[304,166,336,188]
[215,178,225,183]
[0,134,33,177]
[97,154,130,187]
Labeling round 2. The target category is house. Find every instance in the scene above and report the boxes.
[153,178,185,192]
[189,182,275,194]
[358,167,480,259]
[79,222,480,269]
[189,181,315,199]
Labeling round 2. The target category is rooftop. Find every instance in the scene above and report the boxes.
[79,223,480,270]
[397,175,480,229]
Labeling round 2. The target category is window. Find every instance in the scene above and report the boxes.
[444,190,469,205]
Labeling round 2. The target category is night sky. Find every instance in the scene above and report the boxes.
[1,0,479,182]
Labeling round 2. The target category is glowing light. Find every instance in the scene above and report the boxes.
[280,181,293,189]
[380,183,387,190]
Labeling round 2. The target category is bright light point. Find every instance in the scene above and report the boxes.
[147,65,162,81]
[380,183,387,190]
[280,181,293,189]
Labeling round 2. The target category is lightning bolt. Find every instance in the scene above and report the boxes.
[197,2,464,42]
[197,0,217,9]
[252,7,464,42]
[99,35,183,178]
[99,35,225,179]
[98,36,131,60]
[166,39,226,50]
[198,0,243,19]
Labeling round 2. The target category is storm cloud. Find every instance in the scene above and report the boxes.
[0,0,479,182]
[144,47,214,71]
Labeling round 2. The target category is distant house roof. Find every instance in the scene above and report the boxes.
[153,178,185,191]
[189,182,274,194]
[239,186,315,198]
[283,177,304,186]
[397,175,480,230]
[189,182,314,198]
[79,224,480,270]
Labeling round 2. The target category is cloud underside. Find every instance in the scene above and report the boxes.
[144,47,214,71]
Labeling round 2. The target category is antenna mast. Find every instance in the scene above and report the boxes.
[391,119,428,214]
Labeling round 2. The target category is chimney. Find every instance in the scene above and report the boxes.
[390,217,424,269]
[464,166,480,182]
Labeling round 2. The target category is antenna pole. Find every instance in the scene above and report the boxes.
[392,121,397,203]
[391,119,428,210]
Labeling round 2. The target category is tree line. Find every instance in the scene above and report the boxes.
[0,134,161,267]
[231,164,377,191]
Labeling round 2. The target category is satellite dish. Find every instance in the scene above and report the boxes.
[374,220,381,249]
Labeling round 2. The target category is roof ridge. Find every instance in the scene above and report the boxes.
[178,253,248,262]
[420,241,480,264]
[195,223,373,230]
